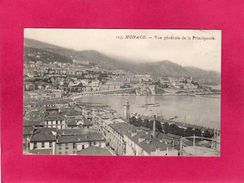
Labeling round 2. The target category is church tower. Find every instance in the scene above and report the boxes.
[124,98,130,121]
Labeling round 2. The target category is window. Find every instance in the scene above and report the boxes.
[65,143,69,149]
[82,145,85,149]
[73,143,76,149]
[49,142,52,148]
[41,142,45,148]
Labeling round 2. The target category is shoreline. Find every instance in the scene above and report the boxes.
[69,92,220,98]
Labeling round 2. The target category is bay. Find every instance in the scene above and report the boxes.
[79,95,220,129]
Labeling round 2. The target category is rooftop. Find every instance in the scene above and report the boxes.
[57,128,92,136]
[65,118,77,126]
[23,120,43,127]
[30,128,56,142]
[40,98,72,105]
[57,132,105,144]
[65,110,82,117]
[77,102,109,108]
[26,110,45,121]
[109,122,137,136]
[44,113,65,121]
[125,130,177,153]
[77,146,112,156]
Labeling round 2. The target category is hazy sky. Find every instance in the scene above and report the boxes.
[25,29,221,72]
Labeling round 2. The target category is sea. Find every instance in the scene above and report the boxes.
[78,94,221,130]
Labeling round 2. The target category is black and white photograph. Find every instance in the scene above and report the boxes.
[23,29,221,156]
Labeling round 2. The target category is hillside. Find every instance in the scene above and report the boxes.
[184,66,220,85]
[24,38,220,84]
[24,38,76,57]
[24,47,73,64]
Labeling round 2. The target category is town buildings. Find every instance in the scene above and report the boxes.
[29,128,56,155]
[124,130,178,156]
[23,49,219,156]
[56,130,106,155]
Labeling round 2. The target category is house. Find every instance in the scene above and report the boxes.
[134,74,152,83]
[44,113,66,129]
[55,132,106,155]
[46,89,62,98]
[124,130,179,156]
[54,99,71,108]
[76,116,93,128]
[100,81,121,91]
[65,117,92,129]
[42,100,56,108]
[64,110,83,119]
[159,77,171,87]
[42,99,70,110]
[65,118,79,129]
[29,128,57,154]
[90,80,100,91]
[68,82,84,92]
[105,122,137,155]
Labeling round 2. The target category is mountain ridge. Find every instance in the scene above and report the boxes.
[24,38,220,84]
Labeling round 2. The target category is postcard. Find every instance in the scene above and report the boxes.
[23,29,221,156]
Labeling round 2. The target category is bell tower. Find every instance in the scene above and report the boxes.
[124,98,130,121]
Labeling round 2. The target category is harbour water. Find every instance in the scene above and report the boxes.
[78,95,221,129]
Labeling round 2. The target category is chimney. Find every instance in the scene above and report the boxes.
[153,115,156,138]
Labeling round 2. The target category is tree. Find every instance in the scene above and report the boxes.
[129,116,137,125]
[185,127,194,136]
[163,122,170,134]
[156,120,162,132]
[203,129,214,138]
[134,117,143,127]
[169,124,180,135]
[143,119,150,128]
[194,128,202,136]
